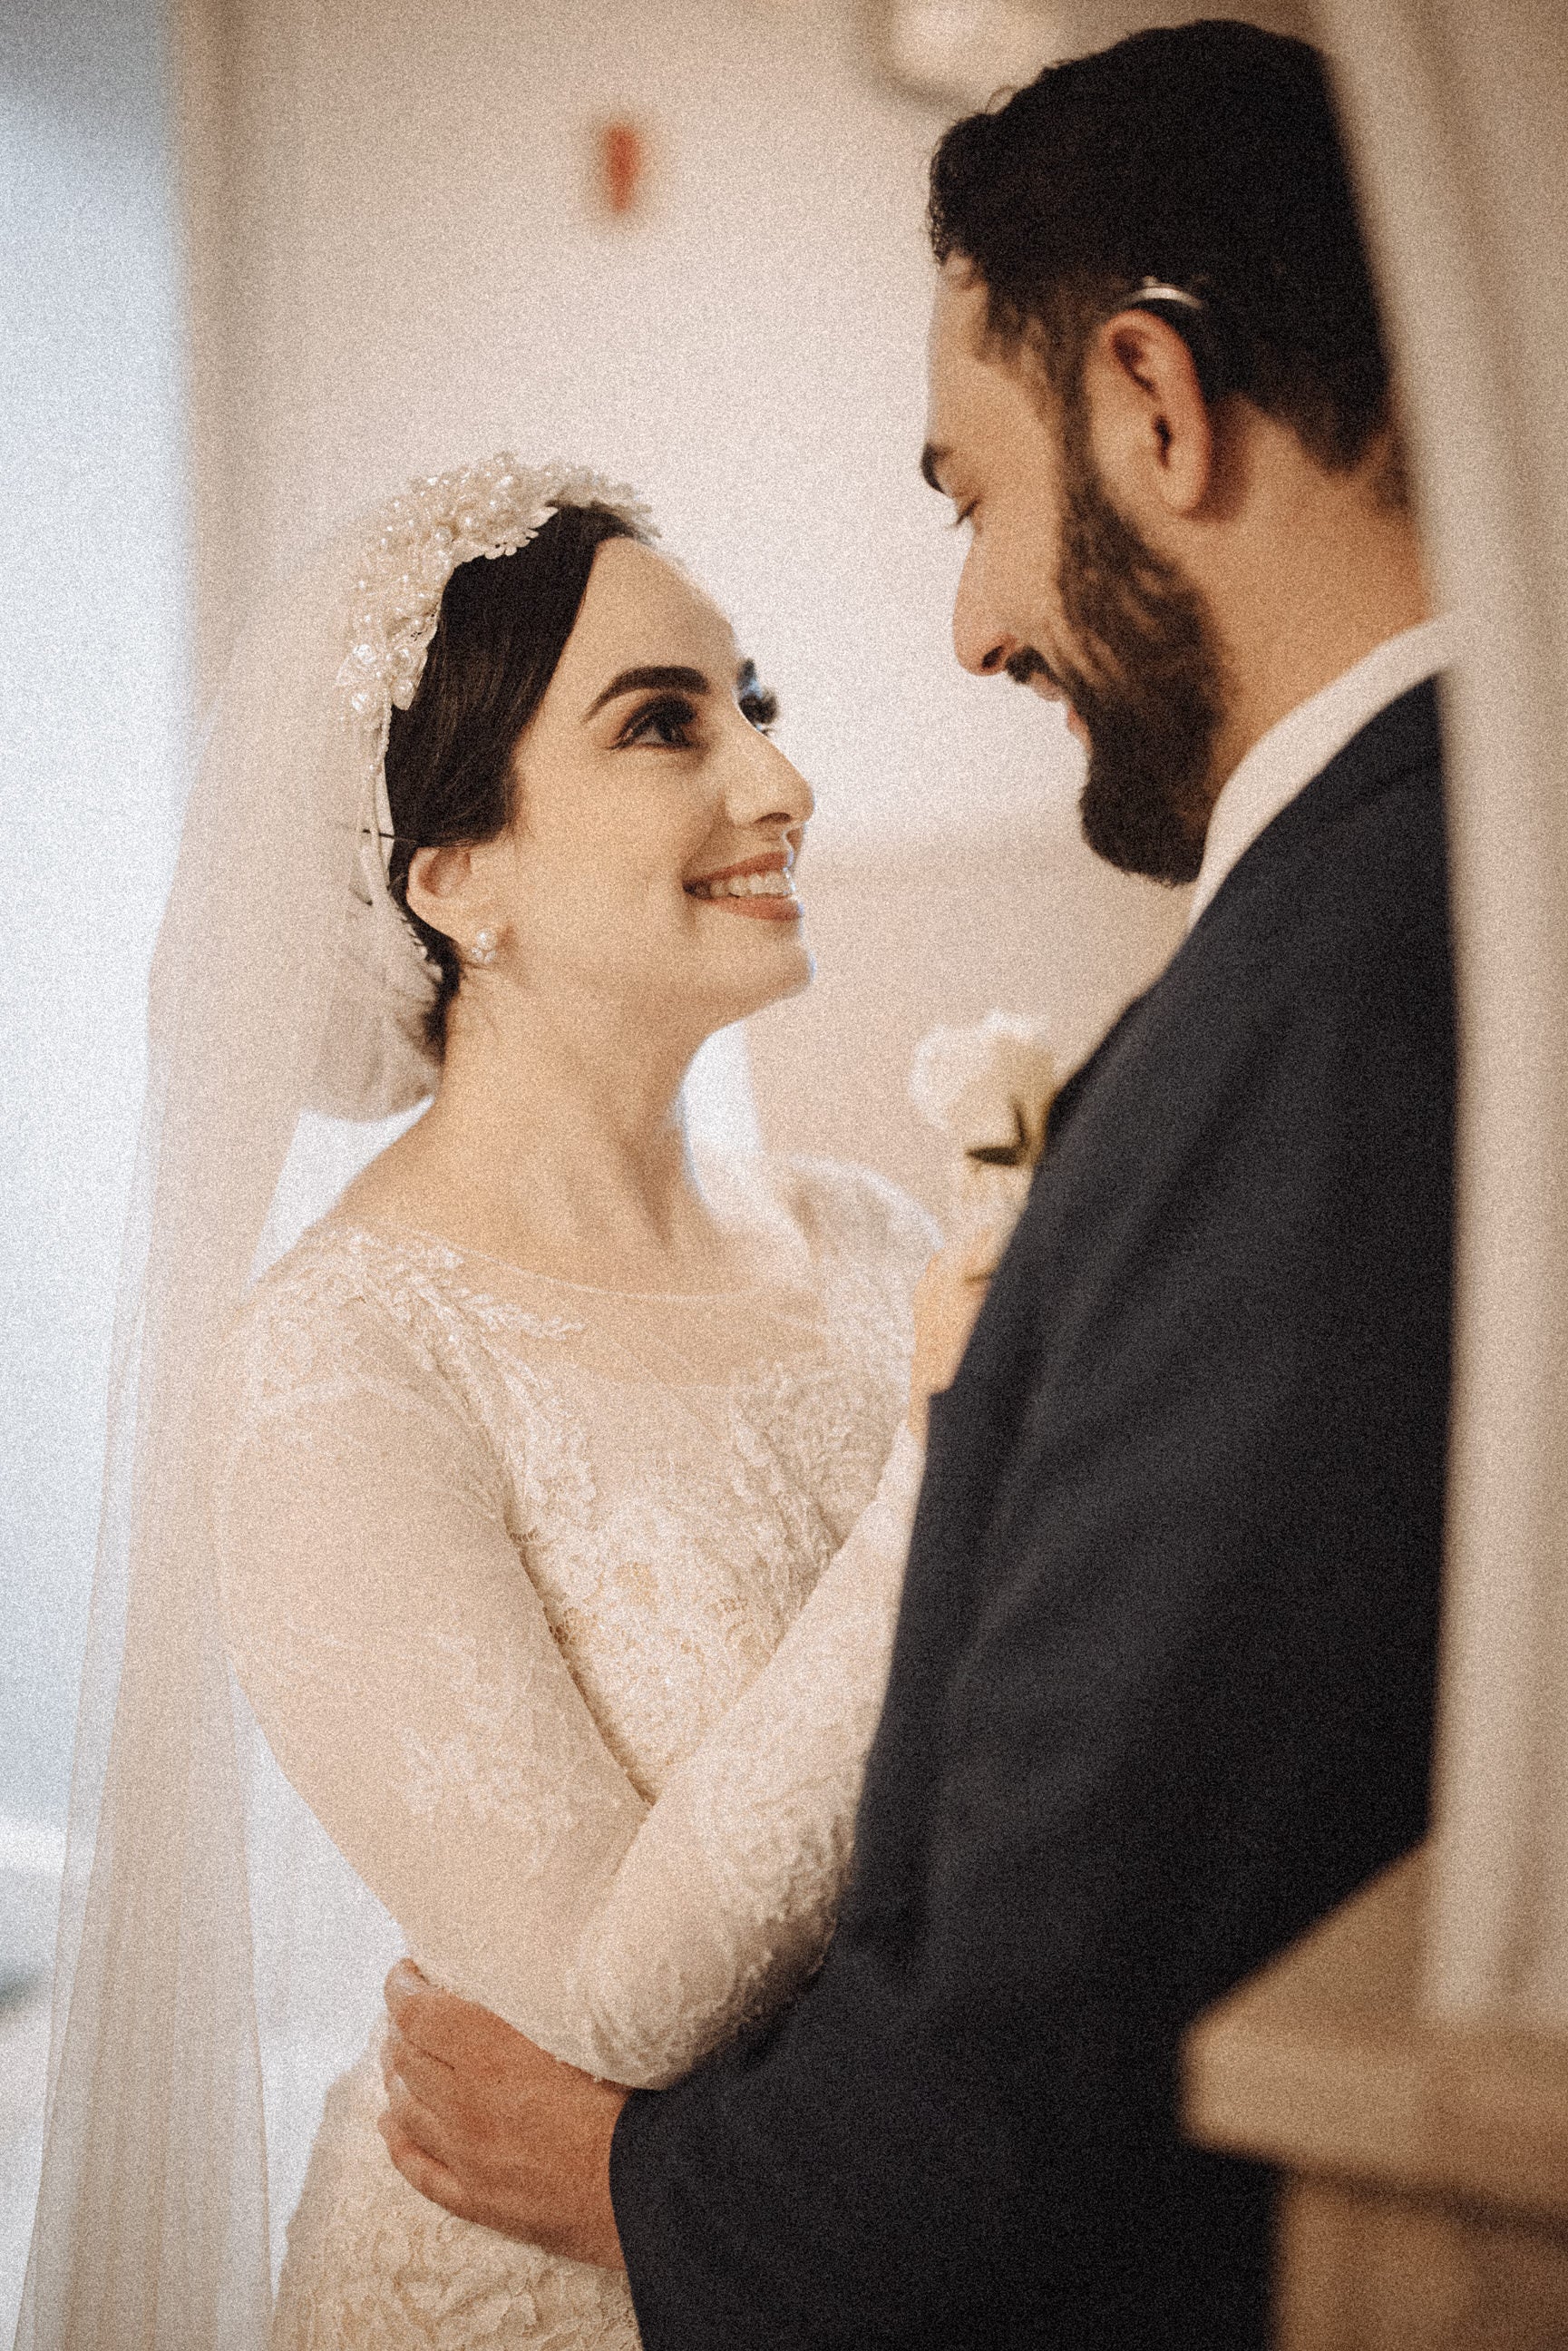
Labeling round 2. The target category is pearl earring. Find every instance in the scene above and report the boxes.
[470,927,499,969]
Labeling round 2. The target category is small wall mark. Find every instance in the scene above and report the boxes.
[594,117,650,220]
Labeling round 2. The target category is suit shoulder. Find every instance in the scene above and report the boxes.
[1209,692,1447,955]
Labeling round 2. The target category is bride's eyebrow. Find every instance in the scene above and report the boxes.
[583,664,709,721]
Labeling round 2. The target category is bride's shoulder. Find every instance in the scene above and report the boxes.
[734,1153,939,1289]
[208,1224,511,1543]
[214,1219,444,1421]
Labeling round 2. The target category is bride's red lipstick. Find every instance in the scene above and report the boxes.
[685,851,803,922]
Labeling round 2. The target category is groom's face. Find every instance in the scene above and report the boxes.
[923,262,1222,884]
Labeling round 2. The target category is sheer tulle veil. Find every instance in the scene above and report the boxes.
[15,459,652,2349]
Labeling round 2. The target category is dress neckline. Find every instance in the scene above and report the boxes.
[317,1209,811,1306]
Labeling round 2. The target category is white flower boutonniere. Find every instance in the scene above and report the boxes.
[910,1010,1058,1254]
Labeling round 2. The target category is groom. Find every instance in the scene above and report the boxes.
[381,23,1454,2345]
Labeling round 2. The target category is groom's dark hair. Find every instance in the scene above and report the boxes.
[929,20,1398,486]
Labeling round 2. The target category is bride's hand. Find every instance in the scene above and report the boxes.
[906,1231,997,1445]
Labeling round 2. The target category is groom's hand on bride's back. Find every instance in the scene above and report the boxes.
[379,1961,629,2268]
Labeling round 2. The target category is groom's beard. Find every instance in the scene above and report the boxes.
[1024,405,1228,886]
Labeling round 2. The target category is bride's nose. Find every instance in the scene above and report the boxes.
[724,727,814,833]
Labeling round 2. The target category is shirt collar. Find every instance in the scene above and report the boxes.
[1185,616,1457,932]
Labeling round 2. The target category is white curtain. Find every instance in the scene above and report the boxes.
[1319,0,1568,2026]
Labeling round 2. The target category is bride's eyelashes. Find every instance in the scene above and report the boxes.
[618,693,702,749]
[614,681,781,750]
[735,657,779,737]
[739,682,779,735]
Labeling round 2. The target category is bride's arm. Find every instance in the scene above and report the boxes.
[211,1293,653,2065]
[214,1233,947,2089]
[561,1187,989,2086]
[560,1420,924,2084]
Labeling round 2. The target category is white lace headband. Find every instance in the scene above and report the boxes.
[312,453,656,1120]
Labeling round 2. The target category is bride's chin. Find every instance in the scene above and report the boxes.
[753,932,815,1004]
[702,941,815,1028]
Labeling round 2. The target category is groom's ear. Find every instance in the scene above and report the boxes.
[1082,307,1219,524]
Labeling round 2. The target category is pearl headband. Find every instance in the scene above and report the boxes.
[312,453,655,1118]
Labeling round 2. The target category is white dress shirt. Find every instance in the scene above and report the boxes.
[1186,616,1456,932]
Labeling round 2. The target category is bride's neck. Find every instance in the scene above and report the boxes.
[349,985,742,1290]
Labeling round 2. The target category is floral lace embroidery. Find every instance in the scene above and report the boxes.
[271,2053,641,2351]
[210,1158,936,2349]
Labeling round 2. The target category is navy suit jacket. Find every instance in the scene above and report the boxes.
[611,682,1455,2348]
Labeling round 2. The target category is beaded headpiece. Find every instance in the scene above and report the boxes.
[312,453,655,1120]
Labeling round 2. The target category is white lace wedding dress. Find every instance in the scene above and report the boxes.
[209,1153,934,2350]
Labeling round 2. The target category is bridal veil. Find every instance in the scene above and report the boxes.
[15,460,650,2350]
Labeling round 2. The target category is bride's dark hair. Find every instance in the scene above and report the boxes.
[385,500,649,1050]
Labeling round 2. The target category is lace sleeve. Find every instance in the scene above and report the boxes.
[562,1424,923,2085]
[559,1156,935,2084]
[211,1287,652,2063]
[213,1253,923,2090]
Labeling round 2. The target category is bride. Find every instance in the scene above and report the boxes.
[65,454,975,2351]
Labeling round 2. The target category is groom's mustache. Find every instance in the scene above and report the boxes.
[1007,647,1066,697]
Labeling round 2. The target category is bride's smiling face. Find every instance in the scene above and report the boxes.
[413,537,813,1043]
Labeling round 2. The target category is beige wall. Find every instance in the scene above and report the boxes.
[172,0,1184,1195]
[752,812,1187,1212]
[173,0,1067,850]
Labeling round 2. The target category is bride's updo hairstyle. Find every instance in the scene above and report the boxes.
[384,500,648,1050]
